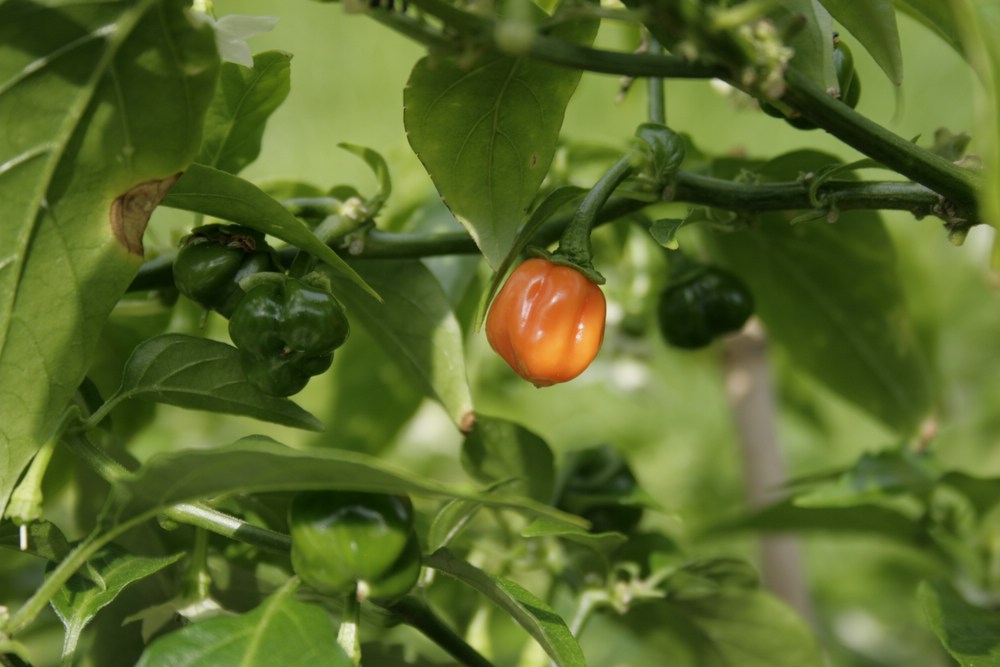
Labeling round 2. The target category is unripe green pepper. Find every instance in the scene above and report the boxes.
[289,491,416,597]
[172,225,278,317]
[228,276,349,396]
[657,267,754,349]
[366,533,422,601]
[555,444,644,535]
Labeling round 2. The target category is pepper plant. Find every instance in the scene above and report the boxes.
[2,0,1000,665]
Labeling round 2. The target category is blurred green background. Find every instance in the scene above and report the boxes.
[124,2,999,665]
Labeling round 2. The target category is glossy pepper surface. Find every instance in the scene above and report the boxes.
[228,277,349,396]
[657,267,754,349]
[289,491,418,598]
[172,224,278,317]
[486,258,606,387]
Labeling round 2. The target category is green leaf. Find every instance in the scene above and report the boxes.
[793,448,939,507]
[649,218,686,249]
[661,590,824,666]
[163,163,381,301]
[197,50,292,174]
[425,548,586,667]
[427,479,520,550]
[893,0,964,55]
[919,579,1000,667]
[462,415,555,502]
[521,518,627,554]
[404,10,598,269]
[321,259,474,429]
[109,436,586,529]
[939,472,1000,517]
[0,0,219,518]
[712,498,927,544]
[52,542,183,662]
[819,0,903,84]
[0,520,72,563]
[949,0,1000,231]
[98,334,323,431]
[322,326,424,454]
[338,143,392,212]
[775,0,836,93]
[705,155,933,436]
[136,583,351,667]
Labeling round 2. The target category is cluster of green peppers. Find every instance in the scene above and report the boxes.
[288,491,422,601]
[172,224,350,396]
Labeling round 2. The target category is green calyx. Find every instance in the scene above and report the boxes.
[289,491,421,601]
[228,276,350,396]
[657,265,755,349]
[172,224,280,318]
[549,123,683,285]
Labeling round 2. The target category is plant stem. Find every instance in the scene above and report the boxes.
[132,176,947,294]
[165,503,292,553]
[672,172,943,216]
[62,431,292,553]
[646,35,666,125]
[337,587,362,666]
[781,68,980,216]
[379,596,496,667]
[554,155,637,280]
[4,512,149,636]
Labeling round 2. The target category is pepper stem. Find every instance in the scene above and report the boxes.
[337,585,362,666]
[548,154,637,284]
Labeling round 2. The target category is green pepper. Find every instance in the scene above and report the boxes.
[228,276,349,396]
[172,224,278,317]
[366,533,422,601]
[289,491,418,598]
[657,266,754,349]
[555,444,644,535]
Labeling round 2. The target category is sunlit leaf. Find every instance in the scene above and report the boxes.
[136,584,350,667]
[0,0,219,517]
[404,8,598,268]
[101,334,323,431]
[163,164,381,300]
[109,436,586,528]
[425,548,586,667]
[322,259,474,429]
[197,50,291,174]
